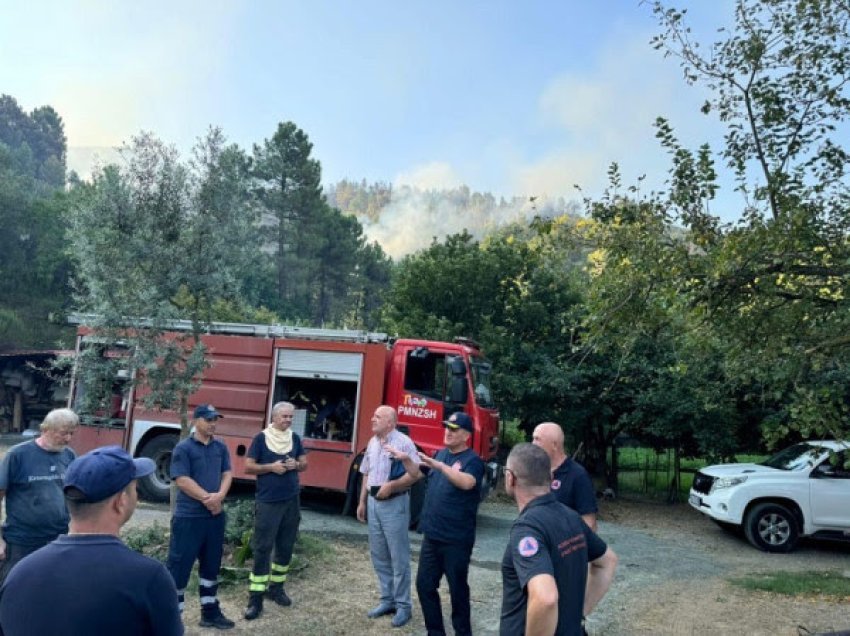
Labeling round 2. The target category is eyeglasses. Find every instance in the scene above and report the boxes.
[502,466,515,477]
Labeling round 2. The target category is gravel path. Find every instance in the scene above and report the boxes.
[134,494,841,635]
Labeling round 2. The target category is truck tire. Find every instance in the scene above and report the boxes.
[744,502,799,552]
[136,434,178,503]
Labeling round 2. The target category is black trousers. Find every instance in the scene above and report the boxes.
[416,536,473,636]
[252,497,300,577]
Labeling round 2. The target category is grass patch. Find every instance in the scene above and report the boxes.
[729,571,850,599]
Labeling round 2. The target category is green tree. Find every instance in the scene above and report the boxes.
[584,0,850,448]
[252,122,324,320]
[0,97,72,349]
[69,128,257,454]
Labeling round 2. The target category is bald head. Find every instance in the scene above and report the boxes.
[532,422,566,466]
[371,404,398,437]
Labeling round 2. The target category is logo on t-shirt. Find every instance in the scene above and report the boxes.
[551,479,561,490]
[452,460,462,471]
[518,536,539,557]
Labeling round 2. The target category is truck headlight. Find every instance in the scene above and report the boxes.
[710,476,747,493]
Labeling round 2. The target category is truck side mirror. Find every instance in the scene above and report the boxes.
[449,357,466,375]
[449,376,468,404]
[447,356,468,404]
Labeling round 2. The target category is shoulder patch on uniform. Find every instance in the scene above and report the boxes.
[517,536,539,557]
[551,479,561,490]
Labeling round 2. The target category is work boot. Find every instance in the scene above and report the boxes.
[243,592,264,621]
[199,601,235,630]
[266,582,292,607]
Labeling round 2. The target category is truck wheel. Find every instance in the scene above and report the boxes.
[136,434,178,503]
[744,503,799,552]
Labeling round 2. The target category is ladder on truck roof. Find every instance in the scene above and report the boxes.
[67,312,389,344]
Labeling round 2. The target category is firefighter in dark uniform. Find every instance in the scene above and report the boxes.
[533,422,598,531]
[500,443,617,636]
[243,401,307,620]
[390,411,484,636]
[166,404,234,630]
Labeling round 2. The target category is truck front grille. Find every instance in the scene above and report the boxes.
[691,471,715,495]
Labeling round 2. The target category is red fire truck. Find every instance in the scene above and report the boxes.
[67,316,501,514]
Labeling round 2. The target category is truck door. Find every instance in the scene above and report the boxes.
[398,347,469,455]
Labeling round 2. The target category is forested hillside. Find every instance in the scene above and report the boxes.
[0,95,73,348]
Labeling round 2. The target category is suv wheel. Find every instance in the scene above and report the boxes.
[744,503,799,552]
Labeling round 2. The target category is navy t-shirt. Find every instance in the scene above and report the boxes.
[418,447,485,546]
[500,493,607,636]
[550,457,598,516]
[170,435,231,518]
[0,534,183,636]
[0,440,75,546]
[247,431,305,503]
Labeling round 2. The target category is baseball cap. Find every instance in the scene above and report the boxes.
[443,412,473,433]
[64,446,155,503]
[193,403,223,420]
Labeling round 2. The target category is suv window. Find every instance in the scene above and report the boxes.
[761,443,823,471]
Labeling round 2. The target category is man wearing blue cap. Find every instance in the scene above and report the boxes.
[0,445,183,636]
[166,404,234,630]
[390,411,484,636]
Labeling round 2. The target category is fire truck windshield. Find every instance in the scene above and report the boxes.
[469,356,494,408]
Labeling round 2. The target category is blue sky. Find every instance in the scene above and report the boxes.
[2,1,740,221]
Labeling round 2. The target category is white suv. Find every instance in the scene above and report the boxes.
[689,441,850,552]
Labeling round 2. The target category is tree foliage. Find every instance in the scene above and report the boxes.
[584,0,850,447]
[0,96,72,349]
[69,129,257,436]
[251,123,391,327]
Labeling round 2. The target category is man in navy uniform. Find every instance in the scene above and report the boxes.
[533,422,598,530]
[166,404,234,630]
[391,411,484,636]
[501,443,617,636]
[0,445,183,636]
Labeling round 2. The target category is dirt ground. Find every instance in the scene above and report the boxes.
[178,497,850,635]
[596,498,850,636]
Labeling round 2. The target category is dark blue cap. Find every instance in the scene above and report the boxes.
[64,446,155,503]
[443,412,473,433]
[193,403,222,420]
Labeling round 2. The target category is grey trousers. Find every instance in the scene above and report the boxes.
[367,493,412,612]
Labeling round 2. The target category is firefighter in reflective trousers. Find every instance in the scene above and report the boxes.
[243,401,308,620]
